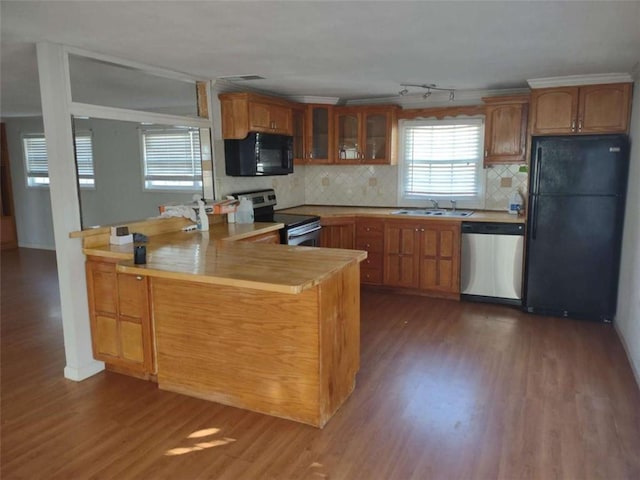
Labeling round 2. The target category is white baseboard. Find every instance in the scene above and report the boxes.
[615,323,640,390]
[18,242,56,251]
[64,360,105,381]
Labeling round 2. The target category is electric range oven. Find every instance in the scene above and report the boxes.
[230,189,321,247]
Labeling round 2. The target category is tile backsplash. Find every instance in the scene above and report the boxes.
[304,164,528,211]
[484,164,529,210]
[304,165,398,207]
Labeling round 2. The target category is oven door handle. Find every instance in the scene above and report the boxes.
[288,225,322,239]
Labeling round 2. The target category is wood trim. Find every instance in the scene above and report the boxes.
[196,81,209,119]
[482,94,530,105]
[397,105,485,120]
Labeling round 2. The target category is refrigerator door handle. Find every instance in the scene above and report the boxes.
[533,146,543,194]
[530,195,538,240]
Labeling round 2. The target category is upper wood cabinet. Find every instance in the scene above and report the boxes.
[219,92,294,139]
[483,95,529,165]
[292,106,306,165]
[530,83,632,135]
[334,106,398,165]
[305,104,333,164]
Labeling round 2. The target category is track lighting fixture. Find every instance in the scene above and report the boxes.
[398,83,456,101]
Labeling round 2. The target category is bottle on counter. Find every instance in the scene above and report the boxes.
[236,197,254,224]
[197,199,209,231]
[508,189,524,215]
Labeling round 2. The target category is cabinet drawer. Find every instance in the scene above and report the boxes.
[355,237,383,253]
[356,222,384,237]
[361,268,383,285]
[361,252,383,269]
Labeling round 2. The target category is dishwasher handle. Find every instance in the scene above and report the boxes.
[461,222,524,236]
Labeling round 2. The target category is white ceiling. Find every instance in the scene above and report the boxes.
[1,1,639,117]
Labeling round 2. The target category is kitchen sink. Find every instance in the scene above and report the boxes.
[391,209,474,218]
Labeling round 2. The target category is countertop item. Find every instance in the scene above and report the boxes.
[277,205,526,223]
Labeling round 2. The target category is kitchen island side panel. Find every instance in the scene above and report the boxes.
[319,262,360,425]
[151,278,321,426]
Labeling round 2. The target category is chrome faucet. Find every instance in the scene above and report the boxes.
[450,200,457,212]
[428,199,439,210]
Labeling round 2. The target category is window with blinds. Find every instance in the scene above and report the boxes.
[399,118,485,205]
[23,133,94,188]
[141,127,203,191]
[74,134,95,187]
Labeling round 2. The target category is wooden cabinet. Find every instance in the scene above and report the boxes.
[355,219,384,285]
[305,104,333,164]
[320,216,355,249]
[86,258,155,377]
[334,106,398,165]
[383,219,460,297]
[483,95,529,165]
[530,83,632,135]
[219,92,293,139]
[238,230,280,244]
[292,107,306,165]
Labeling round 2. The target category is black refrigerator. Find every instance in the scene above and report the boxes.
[524,135,630,322]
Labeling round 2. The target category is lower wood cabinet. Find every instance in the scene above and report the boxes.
[320,216,355,249]
[383,219,460,297]
[238,230,280,244]
[355,218,384,285]
[86,258,155,377]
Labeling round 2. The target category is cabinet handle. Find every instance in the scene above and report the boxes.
[578,119,583,132]
[420,228,425,232]
[135,275,143,281]
[571,120,576,132]
[366,227,371,232]
[485,149,488,158]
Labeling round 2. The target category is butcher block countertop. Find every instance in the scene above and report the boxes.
[83,224,366,294]
[277,205,525,223]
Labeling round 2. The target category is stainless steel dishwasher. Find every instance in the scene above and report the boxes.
[461,221,525,305]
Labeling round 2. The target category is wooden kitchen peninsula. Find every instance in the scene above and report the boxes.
[75,220,367,428]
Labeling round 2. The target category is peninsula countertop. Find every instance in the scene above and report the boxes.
[85,226,367,294]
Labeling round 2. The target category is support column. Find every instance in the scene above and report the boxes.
[36,42,104,380]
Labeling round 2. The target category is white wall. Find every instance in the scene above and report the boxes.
[3,117,55,249]
[616,78,640,387]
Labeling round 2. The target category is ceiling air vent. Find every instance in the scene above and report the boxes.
[218,75,265,82]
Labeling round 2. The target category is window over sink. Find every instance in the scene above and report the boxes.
[398,118,485,208]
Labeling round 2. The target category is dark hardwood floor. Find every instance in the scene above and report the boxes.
[2,248,639,479]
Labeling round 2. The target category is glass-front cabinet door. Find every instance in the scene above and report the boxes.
[306,105,333,164]
[292,107,305,164]
[364,112,388,163]
[335,108,361,163]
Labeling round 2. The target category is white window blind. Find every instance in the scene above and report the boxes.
[23,135,49,186]
[23,133,95,188]
[401,119,484,200]
[142,128,203,191]
[74,134,95,187]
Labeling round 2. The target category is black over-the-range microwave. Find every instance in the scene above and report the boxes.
[224,132,294,176]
